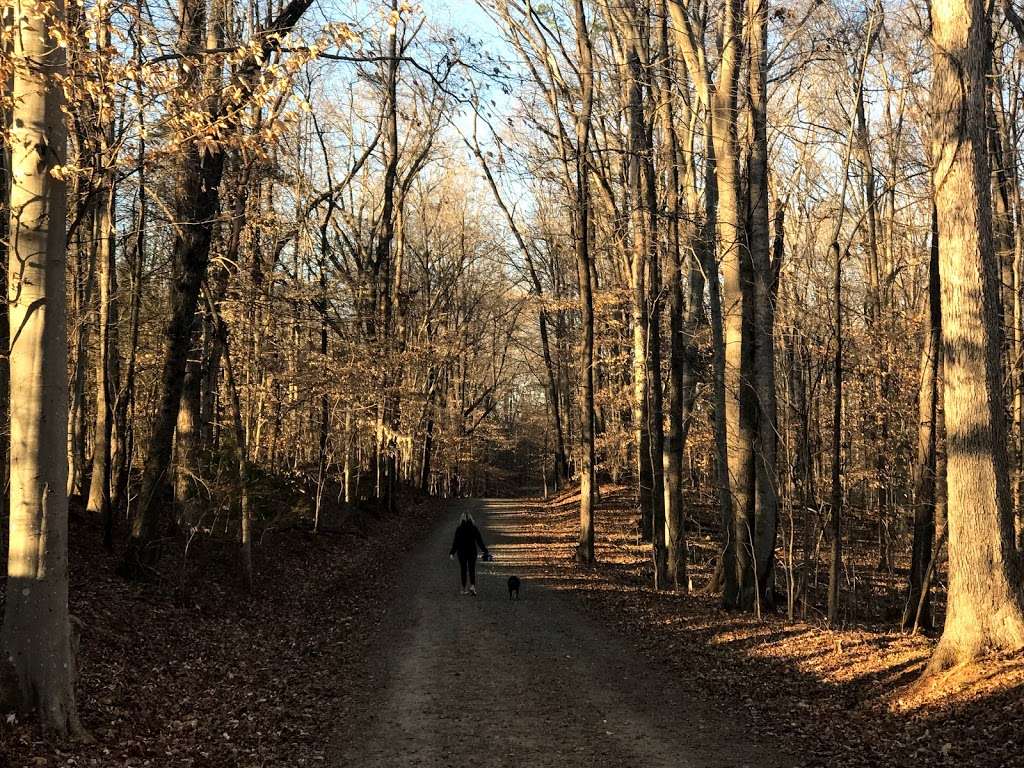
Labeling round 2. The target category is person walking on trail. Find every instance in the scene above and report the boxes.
[449,512,489,595]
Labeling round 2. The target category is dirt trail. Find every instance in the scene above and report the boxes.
[334,499,789,768]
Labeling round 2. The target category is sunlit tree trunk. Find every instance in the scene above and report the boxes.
[666,0,731,594]
[745,0,778,611]
[926,0,1024,672]
[711,0,755,610]
[1,0,82,732]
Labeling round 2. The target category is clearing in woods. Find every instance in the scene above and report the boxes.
[334,498,789,768]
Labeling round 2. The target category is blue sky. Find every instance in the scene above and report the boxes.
[421,1,503,42]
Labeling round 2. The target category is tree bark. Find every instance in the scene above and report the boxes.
[710,0,756,610]
[174,327,202,517]
[926,0,1024,672]
[745,0,778,611]
[2,0,83,732]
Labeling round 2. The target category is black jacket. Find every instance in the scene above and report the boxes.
[450,519,488,560]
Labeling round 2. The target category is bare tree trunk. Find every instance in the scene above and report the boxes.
[665,0,731,596]
[926,0,1024,672]
[86,176,118,526]
[710,0,755,610]
[66,216,95,498]
[827,240,843,625]
[658,0,686,591]
[173,326,202,518]
[122,0,220,574]
[573,0,597,564]
[746,0,778,611]
[614,7,654,543]
[905,205,941,631]
[2,0,83,732]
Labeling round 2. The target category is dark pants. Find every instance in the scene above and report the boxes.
[458,554,477,588]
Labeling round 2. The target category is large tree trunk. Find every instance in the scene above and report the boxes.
[926,0,1024,672]
[662,0,730,588]
[1,0,83,732]
[614,1,661,555]
[711,0,756,610]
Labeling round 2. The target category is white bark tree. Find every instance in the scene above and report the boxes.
[2,0,83,735]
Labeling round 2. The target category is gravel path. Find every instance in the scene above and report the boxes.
[334,498,789,768]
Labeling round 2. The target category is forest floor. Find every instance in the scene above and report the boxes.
[3,489,1023,767]
[521,485,1024,768]
[0,488,446,768]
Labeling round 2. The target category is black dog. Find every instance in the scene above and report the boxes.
[507,575,521,600]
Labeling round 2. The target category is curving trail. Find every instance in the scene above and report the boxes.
[334,498,788,768]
